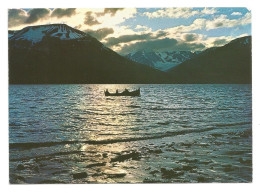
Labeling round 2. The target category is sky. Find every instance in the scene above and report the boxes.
[8,8,251,54]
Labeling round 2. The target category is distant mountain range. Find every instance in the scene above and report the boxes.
[8,24,171,84]
[8,24,251,84]
[125,50,201,71]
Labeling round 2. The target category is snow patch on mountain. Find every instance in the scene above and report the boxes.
[9,24,90,43]
[126,50,201,71]
[8,30,17,38]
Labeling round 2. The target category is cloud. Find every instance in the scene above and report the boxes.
[203,36,235,48]
[143,8,217,19]
[9,8,52,27]
[25,9,50,24]
[103,8,124,16]
[105,34,153,47]
[143,8,199,19]
[51,8,76,18]
[135,25,152,32]
[8,9,27,28]
[231,12,242,16]
[182,33,200,42]
[212,39,228,46]
[201,8,217,15]
[8,8,250,55]
[84,11,100,26]
[118,38,205,54]
[205,13,251,30]
[96,8,124,16]
[164,12,251,35]
[8,8,137,35]
[84,28,114,40]
[105,30,168,47]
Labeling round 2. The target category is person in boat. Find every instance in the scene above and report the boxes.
[116,89,118,94]
[123,88,129,94]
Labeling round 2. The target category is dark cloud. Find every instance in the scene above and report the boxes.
[175,41,205,51]
[25,9,50,24]
[183,33,198,42]
[51,8,76,18]
[84,11,100,26]
[105,33,153,47]
[214,22,223,27]
[117,38,205,55]
[96,8,124,16]
[8,9,27,27]
[84,28,114,40]
[74,24,82,29]
[156,30,169,38]
[105,31,169,47]
[213,39,228,46]
[104,8,124,16]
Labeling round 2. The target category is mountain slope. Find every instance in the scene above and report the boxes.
[9,24,89,43]
[125,50,201,71]
[9,24,171,84]
[8,30,18,38]
[168,36,252,84]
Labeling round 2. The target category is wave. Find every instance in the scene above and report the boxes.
[147,107,210,111]
[214,122,251,127]
[157,122,171,126]
[10,150,82,162]
[73,116,87,120]
[126,105,141,109]
[9,127,214,150]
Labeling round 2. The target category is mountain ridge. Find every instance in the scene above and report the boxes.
[8,24,252,84]
[168,36,251,84]
[9,24,172,84]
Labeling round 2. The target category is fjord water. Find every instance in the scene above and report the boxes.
[9,84,252,183]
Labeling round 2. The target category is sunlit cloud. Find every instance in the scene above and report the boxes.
[163,12,251,36]
[135,25,152,32]
[8,8,251,54]
[205,13,251,30]
[231,12,242,16]
[203,36,235,48]
[143,8,217,19]
[143,8,200,19]
[84,28,114,40]
[201,8,217,15]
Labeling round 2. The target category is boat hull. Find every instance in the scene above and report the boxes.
[104,89,140,97]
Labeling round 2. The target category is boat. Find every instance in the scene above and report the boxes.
[104,88,140,96]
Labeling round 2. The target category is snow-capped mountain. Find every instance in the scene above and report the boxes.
[9,24,91,43]
[125,50,201,71]
[9,24,170,84]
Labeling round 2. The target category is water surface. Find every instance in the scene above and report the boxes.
[9,84,252,183]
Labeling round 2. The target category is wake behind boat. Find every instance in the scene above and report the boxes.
[104,88,140,96]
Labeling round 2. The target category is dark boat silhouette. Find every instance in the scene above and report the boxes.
[104,88,140,96]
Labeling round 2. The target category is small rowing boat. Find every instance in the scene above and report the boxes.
[104,88,140,96]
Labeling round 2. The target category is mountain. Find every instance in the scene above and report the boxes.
[8,30,18,38]
[9,24,89,43]
[9,24,171,84]
[168,36,252,84]
[125,50,201,71]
